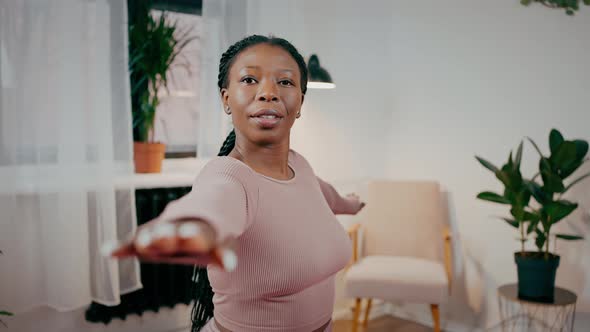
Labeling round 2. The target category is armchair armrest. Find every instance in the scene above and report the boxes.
[345,223,361,270]
[443,226,453,292]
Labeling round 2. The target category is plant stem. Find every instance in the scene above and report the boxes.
[545,231,550,259]
[520,221,525,253]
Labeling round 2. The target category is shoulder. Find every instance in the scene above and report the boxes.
[195,157,258,190]
[289,149,312,170]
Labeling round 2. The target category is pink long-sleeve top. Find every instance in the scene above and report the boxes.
[157,150,362,332]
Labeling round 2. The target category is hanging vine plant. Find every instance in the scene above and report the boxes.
[521,0,590,15]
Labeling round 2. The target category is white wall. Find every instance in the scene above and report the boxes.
[251,0,590,330]
[248,0,394,181]
[386,1,590,330]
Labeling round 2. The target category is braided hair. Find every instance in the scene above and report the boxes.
[190,35,307,331]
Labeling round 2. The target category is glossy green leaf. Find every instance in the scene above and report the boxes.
[539,157,552,173]
[496,170,512,188]
[501,217,519,229]
[477,192,511,204]
[523,211,540,222]
[510,206,525,221]
[551,141,577,170]
[555,234,584,240]
[515,141,524,168]
[525,180,549,205]
[574,140,589,160]
[476,156,499,173]
[549,129,564,154]
[516,189,531,207]
[545,200,578,224]
[560,160,583,179]
[541,170,565,193]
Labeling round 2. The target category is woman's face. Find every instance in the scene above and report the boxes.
[221,43,304,146]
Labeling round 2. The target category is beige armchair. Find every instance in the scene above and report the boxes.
[344,181,452,332]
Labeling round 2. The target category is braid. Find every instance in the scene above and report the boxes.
[190,35,306,331]
[217,130,236,157]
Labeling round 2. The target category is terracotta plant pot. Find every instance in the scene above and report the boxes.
[133,142,166,173]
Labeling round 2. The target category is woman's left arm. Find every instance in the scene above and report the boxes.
[316,176,365,215]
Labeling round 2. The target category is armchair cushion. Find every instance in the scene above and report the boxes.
[344,255,449,304]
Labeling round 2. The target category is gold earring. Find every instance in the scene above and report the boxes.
[225,106,231,115]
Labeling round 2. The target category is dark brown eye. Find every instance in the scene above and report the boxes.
[279,80,294,87]
[241,77,257,84]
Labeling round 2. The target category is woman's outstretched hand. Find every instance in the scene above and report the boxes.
[346,193,366,213]
[101,219,237,272]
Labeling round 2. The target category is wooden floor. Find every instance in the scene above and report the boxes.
[333,316,433,332]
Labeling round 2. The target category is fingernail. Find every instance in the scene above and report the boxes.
[137,230,152,247]
[221,249,237,272]
[153,223,176,238]
[100,241,117,257]
[178,223,200,239]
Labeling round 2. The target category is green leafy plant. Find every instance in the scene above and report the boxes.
[128,2,196,142]
[476,129,589,258]
[520,0,590,15]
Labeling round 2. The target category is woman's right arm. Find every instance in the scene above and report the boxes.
[103,167,253,271]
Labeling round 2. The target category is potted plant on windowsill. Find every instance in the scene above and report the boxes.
[128,2,195,173]
[476,129,589,302]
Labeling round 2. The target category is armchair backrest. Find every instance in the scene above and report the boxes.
[362,180,446,262]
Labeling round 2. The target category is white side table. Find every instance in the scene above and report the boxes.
[498,283,577,332]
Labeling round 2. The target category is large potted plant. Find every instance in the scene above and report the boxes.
[128,1,195,173]
[476,129,589,302]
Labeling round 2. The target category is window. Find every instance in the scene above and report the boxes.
[128,0,203,158]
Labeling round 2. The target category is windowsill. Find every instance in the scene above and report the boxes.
[124,157,211,189]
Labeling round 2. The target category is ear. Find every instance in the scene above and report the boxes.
[220,88,229,108]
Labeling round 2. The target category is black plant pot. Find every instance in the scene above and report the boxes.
[514,252,560,303]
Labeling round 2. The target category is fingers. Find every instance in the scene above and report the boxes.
[346,193,360,200]
[135,246,237,271]
[177,222,215,253]
[102,240,136,258]
[137,223,178,256]
[100,220,237,271]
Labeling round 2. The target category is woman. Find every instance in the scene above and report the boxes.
[105,35,365,332]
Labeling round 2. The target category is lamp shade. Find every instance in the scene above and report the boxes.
[307,54,335,89]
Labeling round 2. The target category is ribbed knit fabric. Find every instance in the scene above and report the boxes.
[157,150,362,331]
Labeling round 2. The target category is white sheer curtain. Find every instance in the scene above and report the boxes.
[0,0,141,313]
[198,0,252,158]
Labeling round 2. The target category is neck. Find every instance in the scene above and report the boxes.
[229,133,292,180]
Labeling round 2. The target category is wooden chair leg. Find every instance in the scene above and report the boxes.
[430,304,441,332]
[352,298,362,332]
[363,298,372,327]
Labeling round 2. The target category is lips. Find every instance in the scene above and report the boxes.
[250,109,283,129]
[251,109,283,118]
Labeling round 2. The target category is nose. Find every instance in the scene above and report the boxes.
[257,79,279,102]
